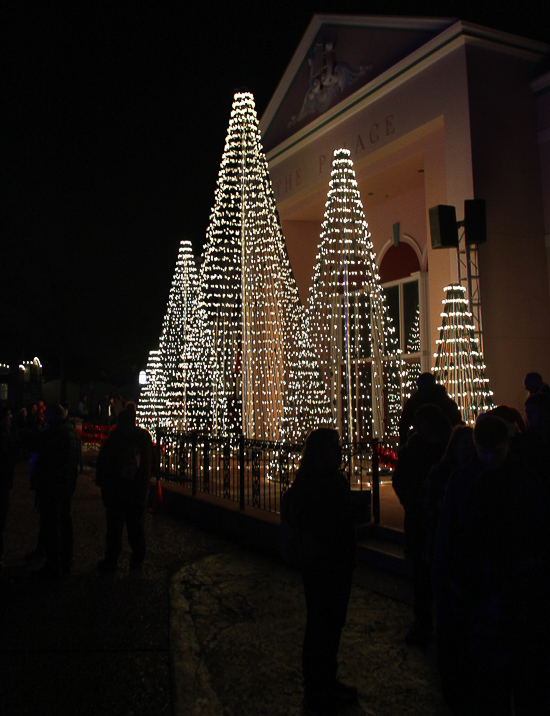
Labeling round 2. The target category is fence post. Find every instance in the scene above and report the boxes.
[239,433,245,511]
[203,434,210,493]
[371,438,380,525]
[191,431,198,496]
[154,428,163,480]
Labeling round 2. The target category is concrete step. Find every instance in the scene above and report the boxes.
[155,481,412,579]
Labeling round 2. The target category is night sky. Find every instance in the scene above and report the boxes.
[3,1,549,386]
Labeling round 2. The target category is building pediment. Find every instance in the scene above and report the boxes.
[260,14,457,152]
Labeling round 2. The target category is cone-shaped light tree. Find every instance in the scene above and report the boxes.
[186,91,320,441]
[433,284,493,424]
[308,149,400,442]
[136,349,163,435]
[137,240,199,434]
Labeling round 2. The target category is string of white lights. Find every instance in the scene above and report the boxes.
[137,240,199,435]
[433,284,493,423]
[183,92,323,441]
[307,149,401,442]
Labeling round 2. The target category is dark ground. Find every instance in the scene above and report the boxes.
[1,455,449,715]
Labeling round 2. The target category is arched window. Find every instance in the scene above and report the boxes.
[379,242,420,284]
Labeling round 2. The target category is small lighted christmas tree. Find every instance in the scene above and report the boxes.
[433,284,493,424]
[308,148,400,442]
[186,92,307,440]
[137,240,199,434]
[159,240,199,429]
[137,349,163,435]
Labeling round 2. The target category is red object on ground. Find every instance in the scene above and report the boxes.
[149,479,164,513]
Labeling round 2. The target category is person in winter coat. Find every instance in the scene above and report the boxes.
[32,404,80,580]
[433,413,550,715]
[96,408,154,571]
[0,405,18,573]
[392,403,452,645]
[283,427,357,716]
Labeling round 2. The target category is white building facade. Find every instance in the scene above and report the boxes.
[260,15,550,414]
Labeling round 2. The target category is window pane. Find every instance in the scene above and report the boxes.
[404,360,421,399]
[404,281,420,354]
[383,285,401,352]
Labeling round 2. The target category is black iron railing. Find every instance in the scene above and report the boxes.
[155,430,381,522]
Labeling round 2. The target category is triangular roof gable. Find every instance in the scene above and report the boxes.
[260,14,457,152]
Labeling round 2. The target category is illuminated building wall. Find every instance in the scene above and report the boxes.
[260,16,550,413]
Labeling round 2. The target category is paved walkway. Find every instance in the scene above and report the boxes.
[1,458,448,716]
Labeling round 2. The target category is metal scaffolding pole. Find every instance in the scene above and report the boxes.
[457,229,485,358]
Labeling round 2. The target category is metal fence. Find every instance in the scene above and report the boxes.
[155,430,380,521]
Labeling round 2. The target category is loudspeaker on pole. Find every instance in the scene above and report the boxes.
[429,205,459,249]
[464,199,486,244]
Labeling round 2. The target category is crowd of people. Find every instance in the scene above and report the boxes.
[2,372,550,715]
[0,401,81,580]
[281,371,549,716]
[393,371,550,715]
[0,399,154,584]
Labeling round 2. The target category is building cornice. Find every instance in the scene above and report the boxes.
[261,16,550,165]
[260,15,456,140]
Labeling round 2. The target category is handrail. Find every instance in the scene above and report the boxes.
[154,429,380,520]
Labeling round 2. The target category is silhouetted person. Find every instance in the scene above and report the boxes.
[96,408,154,571]
[282,428,357,716]
[13,408,29,455]
[393,403,452,645]
[111,395,124,420]
[22,403,48,563]
[78,394,89,417]
[420,424,475,576]
[398,372,462,446]
[525,392,550,446]
[523,371,550,396]
[511,392,550,486]
[434,413,550,714]
[31,404,80,580]
[0,405,18,574]
[488,404,526,435]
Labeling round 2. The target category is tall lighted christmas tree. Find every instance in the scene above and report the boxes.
[308,149,399,441]
[186,92,310,441]
[433,284,493,424]
[137,240,198,433]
